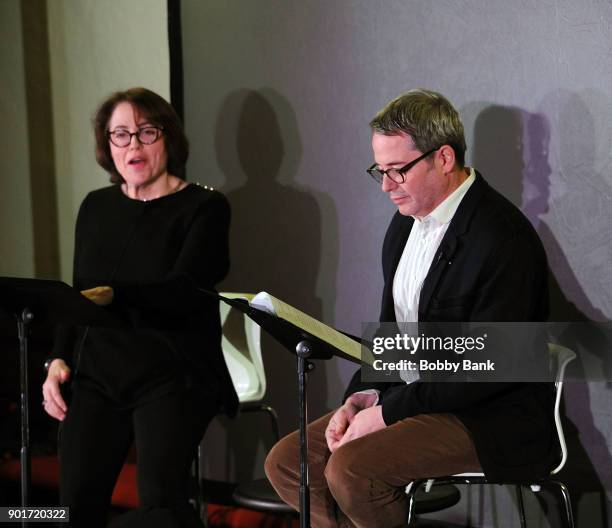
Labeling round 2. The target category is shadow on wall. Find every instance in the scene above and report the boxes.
[467,100,612,528]
[209,88,339,479]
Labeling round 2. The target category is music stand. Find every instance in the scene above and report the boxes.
[212,292,358,528]
[0,277,122,512]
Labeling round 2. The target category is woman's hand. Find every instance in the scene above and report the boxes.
[81,286,114,306]
[42,359,71,421]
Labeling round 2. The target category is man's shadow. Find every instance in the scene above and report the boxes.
[538,91,612,522]
[464,101,611,527]
[204,88,339,483]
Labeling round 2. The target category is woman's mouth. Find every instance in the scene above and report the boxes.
[128,158,145,168]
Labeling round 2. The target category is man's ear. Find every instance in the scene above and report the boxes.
[437,145,456,172]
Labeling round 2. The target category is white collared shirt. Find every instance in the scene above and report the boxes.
[356,169,476,397]
[393,168,476,323]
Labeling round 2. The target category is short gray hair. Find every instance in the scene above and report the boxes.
[369,89,466,167]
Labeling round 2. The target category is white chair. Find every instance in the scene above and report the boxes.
[406,343,576,528]
[219,292,265,403]
[217,293,279,434]
[195,293,294,526]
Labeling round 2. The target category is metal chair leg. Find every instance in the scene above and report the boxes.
[259,404,280,441]
[552,481,575,528]
[406,480,424,526]
[193,444,208,527]
[515,484,527,528]
[241,403,281,441]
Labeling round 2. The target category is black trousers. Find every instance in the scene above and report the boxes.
[58,381,217,528]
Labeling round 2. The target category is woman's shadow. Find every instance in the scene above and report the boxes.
[205,88,339,483]
[465,101,612,527]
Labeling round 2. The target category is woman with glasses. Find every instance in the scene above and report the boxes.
[41,87,237,527]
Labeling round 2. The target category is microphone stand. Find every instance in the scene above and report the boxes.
[296,341,313,528]
[17,307,33,528]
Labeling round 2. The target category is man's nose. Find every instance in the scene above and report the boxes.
[381,174,397,193]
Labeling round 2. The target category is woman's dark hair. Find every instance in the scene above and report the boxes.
[93,87,189,183]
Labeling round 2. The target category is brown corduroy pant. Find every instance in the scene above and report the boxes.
[265,410,482,528]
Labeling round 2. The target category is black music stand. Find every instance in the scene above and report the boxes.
[212,293,358,528]
[0,277,122,512]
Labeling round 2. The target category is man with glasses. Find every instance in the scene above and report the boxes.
[265,89,554,528]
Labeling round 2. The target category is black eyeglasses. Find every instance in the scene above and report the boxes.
[107,126,164,148]
[366,147,440,184]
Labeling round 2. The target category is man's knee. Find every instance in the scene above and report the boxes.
[324,443,364,497]
[264,431,300,486]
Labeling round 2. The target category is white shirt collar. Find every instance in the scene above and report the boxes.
[414,168,476,227]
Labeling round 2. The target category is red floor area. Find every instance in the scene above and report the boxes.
[0,456,297,527]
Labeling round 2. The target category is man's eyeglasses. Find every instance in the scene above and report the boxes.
[366,147,440,184]
[107,126,164,148]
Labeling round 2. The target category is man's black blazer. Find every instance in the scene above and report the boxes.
[345,172,558,482]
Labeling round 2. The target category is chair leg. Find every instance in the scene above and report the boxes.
[551,481,575,528]
[193,444,208,527]
[241,403,281,441]
[515,484,527,528]
[260,404,280,442]
[406,480,425,526]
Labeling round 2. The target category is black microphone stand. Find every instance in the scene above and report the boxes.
[296,340,313,528]
[210,293,352,527]
[0,276,124,525]
[17,308,33,528]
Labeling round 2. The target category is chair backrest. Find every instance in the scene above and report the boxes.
[219,292,266,403]
[548,343,576,475]
[452,342,577,481]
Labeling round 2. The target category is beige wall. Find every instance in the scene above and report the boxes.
[46,0,170,281]
[1,0,170,281]
[0,1,35,278]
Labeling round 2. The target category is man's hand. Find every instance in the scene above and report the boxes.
[325,392,380,452]
[336,405,386,449]
[81,286,114,306]
[325,407,353,453]
[42,359,71,421]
